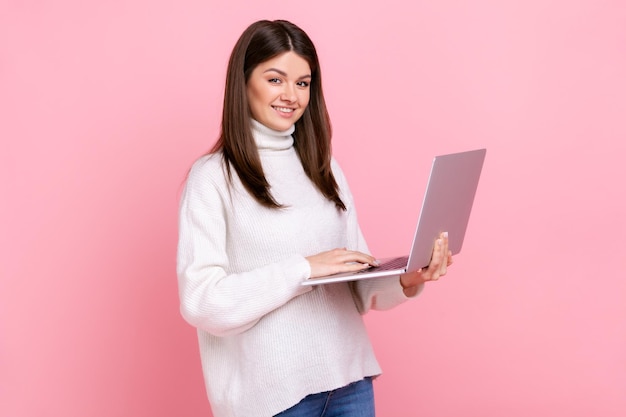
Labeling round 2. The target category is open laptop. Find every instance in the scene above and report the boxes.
[302,148,486,286]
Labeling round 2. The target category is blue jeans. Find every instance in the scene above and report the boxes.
[274,377,375,417]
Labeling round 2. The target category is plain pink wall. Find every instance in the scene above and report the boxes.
[2,1,625,416]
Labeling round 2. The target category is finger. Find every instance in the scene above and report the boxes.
[439,241,448,274]
[343,261,372,272]
[338,250,377,266]
[429,238,447,280]
[439,236,447,255]
[430,238,445,265]
[439,261,447,277]
[442,244,453,275]
[437,254,453,278]
[430,268,441,281]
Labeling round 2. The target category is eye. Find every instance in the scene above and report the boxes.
[297,81,310,88]
[268,78,281,84]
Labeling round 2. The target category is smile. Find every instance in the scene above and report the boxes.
[273,106,295,113]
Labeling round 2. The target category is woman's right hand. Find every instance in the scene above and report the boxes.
[305,248,379,279]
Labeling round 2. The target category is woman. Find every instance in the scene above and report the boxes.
[176,19,452,417]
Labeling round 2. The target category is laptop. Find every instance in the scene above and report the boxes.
[302,148,486,286]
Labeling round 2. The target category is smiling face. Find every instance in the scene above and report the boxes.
[246,51,312,132]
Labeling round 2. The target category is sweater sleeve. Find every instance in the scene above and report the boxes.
[330,159,423,313]
[176,157,312,337]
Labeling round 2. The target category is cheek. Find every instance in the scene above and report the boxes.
[247,86,259,105]
[247,87,266,116]
[300,91,311,108]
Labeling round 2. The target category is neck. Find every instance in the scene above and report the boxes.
[251,119,295,151]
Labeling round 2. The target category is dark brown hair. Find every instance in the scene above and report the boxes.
[211,20,346,210]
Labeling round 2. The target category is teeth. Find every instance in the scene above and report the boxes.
[274,107,294,113]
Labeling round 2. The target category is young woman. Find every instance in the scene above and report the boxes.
[176,19,452,417]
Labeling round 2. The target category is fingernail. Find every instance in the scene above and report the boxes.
[373,260,380,266]
[442,232,448,238]
[437,239,443,246]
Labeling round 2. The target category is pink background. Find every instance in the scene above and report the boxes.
[2,1,625,416]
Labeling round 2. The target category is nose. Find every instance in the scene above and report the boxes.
[280,84,297,103]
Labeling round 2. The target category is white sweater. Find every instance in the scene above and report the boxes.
[177,120,416,417]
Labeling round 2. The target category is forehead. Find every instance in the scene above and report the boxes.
[254,51,311,76]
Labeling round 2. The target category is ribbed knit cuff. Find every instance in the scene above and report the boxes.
[282,254,313,296]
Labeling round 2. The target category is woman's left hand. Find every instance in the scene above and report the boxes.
[399,232,453,297]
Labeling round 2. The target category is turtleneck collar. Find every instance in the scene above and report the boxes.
[251,119,295,151]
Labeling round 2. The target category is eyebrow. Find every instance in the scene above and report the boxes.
[263,68,312,79]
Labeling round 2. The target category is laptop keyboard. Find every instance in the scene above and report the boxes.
[357,256,408,274]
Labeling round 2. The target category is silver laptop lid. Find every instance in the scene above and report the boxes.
[405,148,486,271]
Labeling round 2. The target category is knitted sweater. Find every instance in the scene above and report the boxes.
[176,120,416,417]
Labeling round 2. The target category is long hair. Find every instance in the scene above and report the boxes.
[210,20,346,211]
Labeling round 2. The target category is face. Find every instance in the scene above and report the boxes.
[246,51,312,131]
